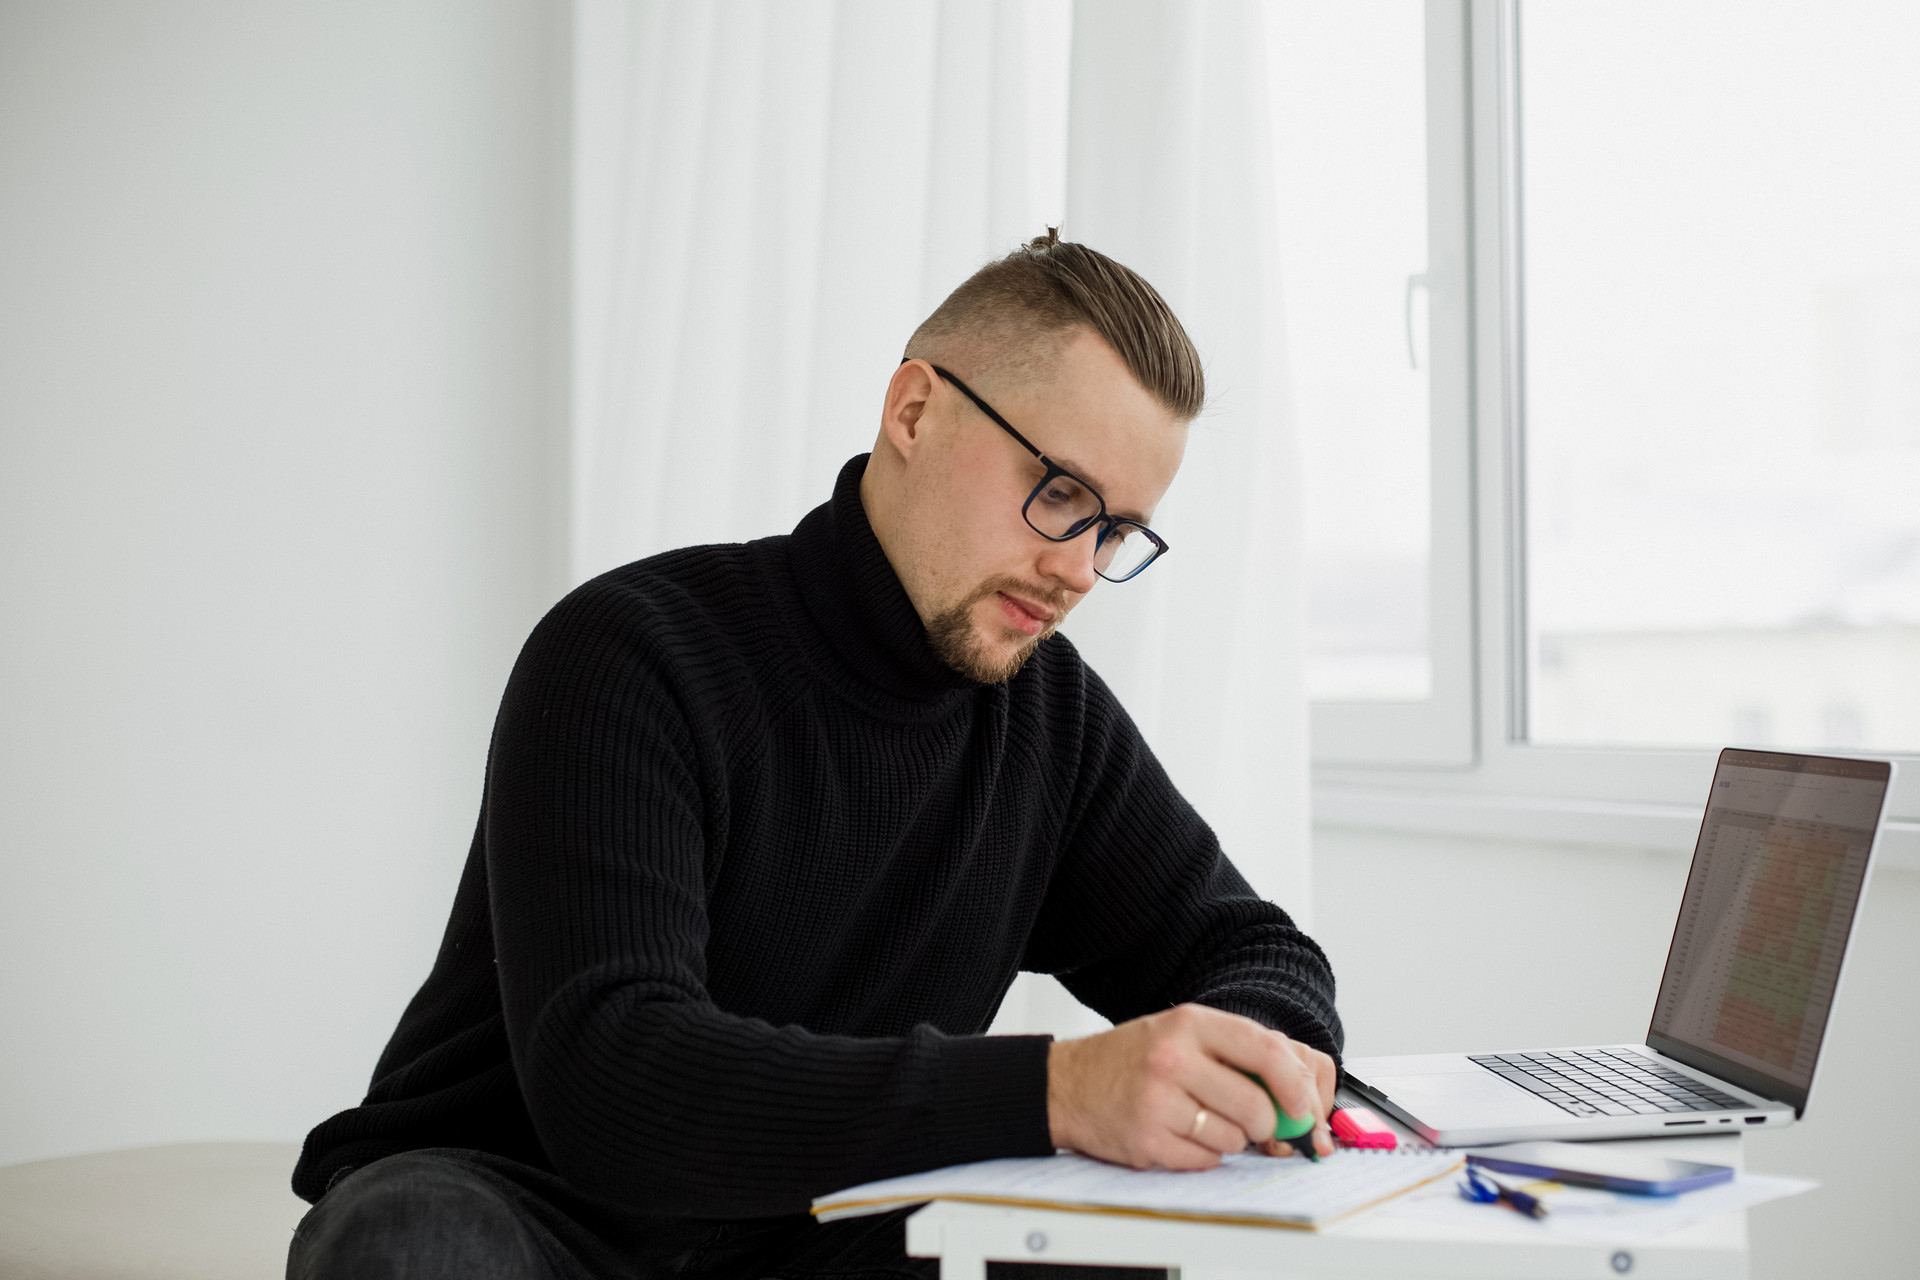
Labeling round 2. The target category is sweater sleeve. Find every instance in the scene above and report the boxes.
[484,590,1052,1219]
[1023,666,1343,1061]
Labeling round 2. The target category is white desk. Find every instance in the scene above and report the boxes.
[904,1131,1748,1280]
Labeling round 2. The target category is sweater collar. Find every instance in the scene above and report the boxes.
[788,455,976,704]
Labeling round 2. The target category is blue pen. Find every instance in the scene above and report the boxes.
[1460,1165,1550,1219]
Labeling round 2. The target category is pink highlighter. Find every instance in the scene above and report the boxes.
[1330,1106,1398,1150]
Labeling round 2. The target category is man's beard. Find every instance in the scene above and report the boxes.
[925,577,1066,684]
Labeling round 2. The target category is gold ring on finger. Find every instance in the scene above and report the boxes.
[1189,1108,1208,1140]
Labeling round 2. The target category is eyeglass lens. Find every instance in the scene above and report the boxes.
[1024,471,1103,540]
[1022,473,1160,582]
[1094,524,1157,581]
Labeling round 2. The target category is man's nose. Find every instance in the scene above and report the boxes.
[1036,528,1101,596]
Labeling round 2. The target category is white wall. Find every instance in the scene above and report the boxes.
[0,1,568,1166]
[1316,824,1920,1280]
[5,10,1909,1277]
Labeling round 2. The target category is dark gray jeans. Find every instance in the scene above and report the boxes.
[287,1149,1166,1280]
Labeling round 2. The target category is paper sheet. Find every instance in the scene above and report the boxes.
[1368,1169,1817,1244]
[815,1150,1463,1229]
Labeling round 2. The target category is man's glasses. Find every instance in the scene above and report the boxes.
[925,364,1170,583]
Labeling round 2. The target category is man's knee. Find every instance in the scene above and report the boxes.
[287,1151,553,1280]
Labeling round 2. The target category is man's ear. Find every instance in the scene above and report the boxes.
[879,359,939,462]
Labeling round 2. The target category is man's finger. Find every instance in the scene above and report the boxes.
[1184,1058,1279,1145]
[1309,1045,1339,1112]
[1155,1130,1232,1171]
[1172,1093,1251,1156]
[1246,1039,1323,1137]
[1173,1007,1331,1139]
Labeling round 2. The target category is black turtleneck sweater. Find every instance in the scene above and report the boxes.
[294,455,1341,1219]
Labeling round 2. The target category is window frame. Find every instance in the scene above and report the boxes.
[1311,0,1920,869]
[1308,0,1477,768]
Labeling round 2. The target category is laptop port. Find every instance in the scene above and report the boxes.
[1664,1120,1706,1126]
[1745,1115,1765,1124]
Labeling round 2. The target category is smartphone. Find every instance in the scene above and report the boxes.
[1466,1142,1734,1196]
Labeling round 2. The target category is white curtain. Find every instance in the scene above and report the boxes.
[573,0,1072,577]
[572,0,1305,1038]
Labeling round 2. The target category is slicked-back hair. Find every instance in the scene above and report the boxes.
[905,229,1204,420]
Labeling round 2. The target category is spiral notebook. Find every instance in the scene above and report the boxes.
[812,1147,1464,1231]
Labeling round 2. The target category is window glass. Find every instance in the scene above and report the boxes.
[1270,2,1432,701]
[1522,1,1920,751]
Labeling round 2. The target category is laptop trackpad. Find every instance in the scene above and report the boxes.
[1367,1071,1568,1126]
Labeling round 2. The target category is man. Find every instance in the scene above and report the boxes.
[289,231,1342,1279]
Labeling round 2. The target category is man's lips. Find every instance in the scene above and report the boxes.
[994,590,1054,637]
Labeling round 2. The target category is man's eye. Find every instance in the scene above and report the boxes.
[1040,482,1076,506]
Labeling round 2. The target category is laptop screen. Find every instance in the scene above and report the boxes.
[1647,749,1891,1114]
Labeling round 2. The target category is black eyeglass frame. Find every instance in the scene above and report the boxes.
[916,361,1171,583]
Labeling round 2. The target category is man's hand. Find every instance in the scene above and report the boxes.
[1046,1004,1337,1170]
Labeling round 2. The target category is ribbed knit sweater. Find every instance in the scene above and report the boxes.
[293,454,1342,1221]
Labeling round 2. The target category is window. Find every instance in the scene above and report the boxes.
[1271,4,1431,704]
[1521,1,1920,756]
[1309,0,1920,830]
[1279,0,1476,766]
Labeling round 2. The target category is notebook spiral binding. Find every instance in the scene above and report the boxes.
[1335,1143,1441,1155]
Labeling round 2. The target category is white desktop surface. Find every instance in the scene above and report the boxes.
[904,1130,1748,1280]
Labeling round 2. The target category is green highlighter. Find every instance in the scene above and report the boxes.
[1241,1070,1318,1161]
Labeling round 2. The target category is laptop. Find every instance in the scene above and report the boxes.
[1344,748,1896,1147]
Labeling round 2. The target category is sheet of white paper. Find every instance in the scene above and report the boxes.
[815,1150,1462,1227]
[1368,1169,1817,1244]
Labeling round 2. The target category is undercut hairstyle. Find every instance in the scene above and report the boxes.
[905,229,1204,420]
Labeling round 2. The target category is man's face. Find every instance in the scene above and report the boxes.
[878,329,1187,682]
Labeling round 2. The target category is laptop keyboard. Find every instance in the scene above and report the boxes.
[1469,1049,1748,1117]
